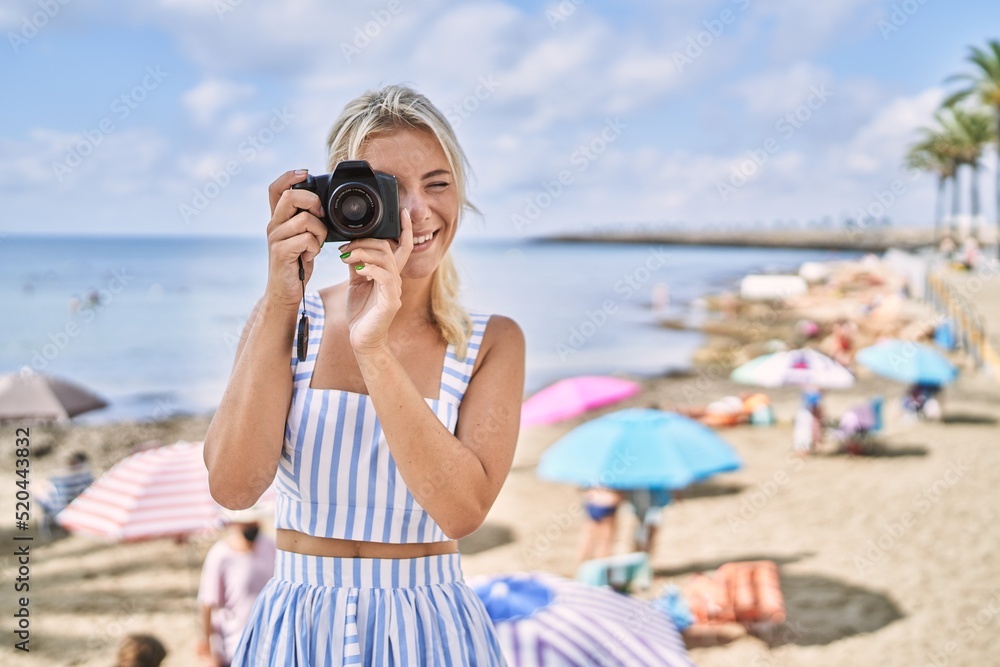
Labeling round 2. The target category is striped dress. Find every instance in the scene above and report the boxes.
[232,291,506,666]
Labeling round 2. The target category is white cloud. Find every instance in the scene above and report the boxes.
[729,62,834,118]
[5,0,990,237]
[841,87,945,175]
[182,79,256,126]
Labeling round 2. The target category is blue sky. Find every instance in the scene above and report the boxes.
[1,0,998,238]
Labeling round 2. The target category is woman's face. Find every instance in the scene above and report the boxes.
[358,127,460,280]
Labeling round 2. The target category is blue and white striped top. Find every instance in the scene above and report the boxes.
[274,291,492,544]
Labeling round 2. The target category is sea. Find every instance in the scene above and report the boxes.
[0,235,858,423]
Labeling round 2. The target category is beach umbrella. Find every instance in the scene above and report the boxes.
[856,340,958,386]
[521,376,641,427]
[56,440,276,542]
[536,408,742,490]
[730,348,854,389]
[469,572,694,667]
[0,367,107,421]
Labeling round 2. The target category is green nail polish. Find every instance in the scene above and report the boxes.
[340,251,351,259]
[355,264,365,270]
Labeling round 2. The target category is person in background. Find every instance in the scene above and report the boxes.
[114,634,166,667]
[37,451,94,534]
[651,282,670,313]
[821,319,856,368]
[625,487,674,558]
[902,383,943,422]
[577,486,624,564]
[959,236,981,271]
[793,387,824,455]
[197,504,276,667]
[939,234,957,258]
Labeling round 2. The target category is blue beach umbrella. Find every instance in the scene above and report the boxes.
[469,572,695,667]
[536,408,742,490]
[857,340,958,386]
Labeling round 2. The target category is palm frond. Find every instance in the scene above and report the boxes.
[942,89,973,108]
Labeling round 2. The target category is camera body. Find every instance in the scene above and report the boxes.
[291,160,400,242]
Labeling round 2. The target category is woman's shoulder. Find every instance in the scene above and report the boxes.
[310,283,348,318]
[468,312,525,375]
[466,310,522,343]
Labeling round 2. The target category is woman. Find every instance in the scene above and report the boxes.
[204,85,525,665]
[576,486,623,564]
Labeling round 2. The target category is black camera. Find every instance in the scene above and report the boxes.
[291,160,400,242]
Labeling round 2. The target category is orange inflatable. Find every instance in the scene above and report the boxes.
[682,560,785,626]
[752,560,786,624]
[683,573,735,624]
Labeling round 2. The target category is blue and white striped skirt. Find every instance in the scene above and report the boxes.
[231,549,507,666]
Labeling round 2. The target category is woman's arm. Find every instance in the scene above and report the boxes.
[203,297,298,509]
[355,315,526,539]
[204,170,327,509]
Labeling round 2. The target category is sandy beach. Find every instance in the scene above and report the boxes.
[2,258,1000,666]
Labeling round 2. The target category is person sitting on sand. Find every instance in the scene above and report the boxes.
[959,236,981,271]
[902,383,943,422]
[676,393,771,427]
[577,486,624,564]
[820,319,856,368]
[37,451,94,533]
[114,634,166,667]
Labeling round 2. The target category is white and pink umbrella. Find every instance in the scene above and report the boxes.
[521,376,641,427]
[56,440,275,542]
[730,348,855,389]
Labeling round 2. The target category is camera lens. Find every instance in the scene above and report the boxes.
[341,195,368,222]
[330,184,381,234]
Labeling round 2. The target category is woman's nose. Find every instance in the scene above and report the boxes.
[400,192,429,223]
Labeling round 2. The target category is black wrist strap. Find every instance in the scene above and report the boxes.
[296,256,309,362]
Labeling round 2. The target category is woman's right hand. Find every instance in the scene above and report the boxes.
[264,170,328,309]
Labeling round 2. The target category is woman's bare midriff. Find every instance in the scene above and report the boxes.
[276,529,459,558]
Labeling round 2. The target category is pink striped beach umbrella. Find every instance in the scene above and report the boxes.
[521,376,641,427]
[470,572,695,667]
[56,440,275,542]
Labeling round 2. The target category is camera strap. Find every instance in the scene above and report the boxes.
[296,256,309,362]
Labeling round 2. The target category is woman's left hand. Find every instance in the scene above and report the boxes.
[341,207,414,352]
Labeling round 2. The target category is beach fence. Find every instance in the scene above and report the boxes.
[925,267,1000,382]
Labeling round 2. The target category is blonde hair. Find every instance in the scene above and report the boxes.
[325,85,474,359]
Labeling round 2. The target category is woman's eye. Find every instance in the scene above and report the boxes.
[428,182,450,190]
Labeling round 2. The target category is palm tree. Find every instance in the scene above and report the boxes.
[944,39,1000,244]
[949,107,996,240]
[905,136,956,242]
[910,116,967,238]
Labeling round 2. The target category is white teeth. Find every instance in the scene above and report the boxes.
[414,232,435,245]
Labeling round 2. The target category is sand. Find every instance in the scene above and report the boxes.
[3,255,1000,666]
[1,367,998,666]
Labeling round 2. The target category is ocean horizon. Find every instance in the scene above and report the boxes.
[0,234,858,423]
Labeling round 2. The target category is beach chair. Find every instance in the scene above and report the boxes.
[576,551,652,593]
[834,396,883,455]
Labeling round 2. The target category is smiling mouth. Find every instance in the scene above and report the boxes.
[413,230,438,247]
